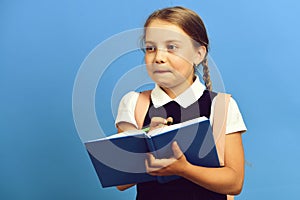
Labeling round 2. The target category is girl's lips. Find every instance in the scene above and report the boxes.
[154,70,172,73]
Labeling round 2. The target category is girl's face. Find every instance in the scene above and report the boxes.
[144,19,205,97]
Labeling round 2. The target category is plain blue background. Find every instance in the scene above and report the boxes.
[1,0,300,199]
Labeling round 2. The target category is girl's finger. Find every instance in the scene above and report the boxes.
[172,141,183,159]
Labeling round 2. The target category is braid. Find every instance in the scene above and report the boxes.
[202,57,212,91]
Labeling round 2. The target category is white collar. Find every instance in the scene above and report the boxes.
[151,75,206,108]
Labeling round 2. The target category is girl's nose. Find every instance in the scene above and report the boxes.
[155,49,167,64]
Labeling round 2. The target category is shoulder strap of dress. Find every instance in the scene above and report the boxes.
[212,92,231,166]
[212,92,234,200]
[134,90,151,129]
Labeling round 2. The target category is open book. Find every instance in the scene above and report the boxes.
[85,116,220,188]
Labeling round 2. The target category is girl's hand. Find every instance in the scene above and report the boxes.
[145,141,189,176]
[149,116,173,131]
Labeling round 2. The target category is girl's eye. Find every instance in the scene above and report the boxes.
[145,46,156,53]
[167,44,178,52]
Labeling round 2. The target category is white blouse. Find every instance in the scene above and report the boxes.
[115,76,247,134]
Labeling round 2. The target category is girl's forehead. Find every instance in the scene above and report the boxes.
[145,20,191,43]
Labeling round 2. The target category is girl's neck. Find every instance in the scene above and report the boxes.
[160,76,195,99]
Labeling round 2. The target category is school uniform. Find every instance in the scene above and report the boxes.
[115,75,247,200]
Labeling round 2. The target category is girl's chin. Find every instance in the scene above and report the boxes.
[154,79,177,88]
[152,75,173,82]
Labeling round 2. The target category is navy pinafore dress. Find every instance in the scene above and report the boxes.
[136,90,226,200]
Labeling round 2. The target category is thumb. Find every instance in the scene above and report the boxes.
[172,141,183,159]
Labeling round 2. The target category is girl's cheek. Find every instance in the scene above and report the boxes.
[145,52,159,63]
[144,56,152,64]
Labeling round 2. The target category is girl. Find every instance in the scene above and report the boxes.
[115,6,246,200]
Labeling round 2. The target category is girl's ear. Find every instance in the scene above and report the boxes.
[193,46,207,66]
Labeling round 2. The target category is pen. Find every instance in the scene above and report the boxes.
[142,127,150,133]
[167,120,173,126]
[142,118,173,133]
[166,117,173,126]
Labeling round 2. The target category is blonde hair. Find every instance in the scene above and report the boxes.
[143,6,213,91]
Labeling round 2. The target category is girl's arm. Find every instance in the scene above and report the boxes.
[116,184,136,191]
[146,132,244,195]
[115,122,138,191]
[116,122,138,132]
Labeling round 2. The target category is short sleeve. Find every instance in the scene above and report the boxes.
[115,91,139,128]
[210,97,247,134]
[225,97,247,134]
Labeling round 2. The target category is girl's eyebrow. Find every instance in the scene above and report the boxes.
[144,41,155,44]
[165,40,182,44]
[144,40,182,44]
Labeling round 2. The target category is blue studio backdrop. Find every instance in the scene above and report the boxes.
[1,0,300,199]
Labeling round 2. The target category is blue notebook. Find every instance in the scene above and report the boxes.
[85,117,220,188]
